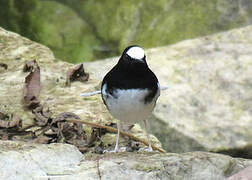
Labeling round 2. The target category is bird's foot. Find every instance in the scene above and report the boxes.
[139,146,155,152]
[147,146,153,152]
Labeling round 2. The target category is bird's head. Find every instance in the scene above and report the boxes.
[119,45,147,65]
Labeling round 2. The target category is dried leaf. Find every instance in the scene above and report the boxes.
[65,64,89,86]
[23,60,38,72]
[77,147,89,153]
[126,140,140,152]
[32,106,52,126]
[31,135,52,144]
[0,111,8,120]
[0,63,8,70]
[50,112,88,149]
[0,114,21,129]
[43,129,58,142]
[67,123,87,144]
[87,129,99,147]
[34,111,49,126]
[94,142,105,154]
[42,106,52,119]
[24,67,41,109]
[53,112,80,123]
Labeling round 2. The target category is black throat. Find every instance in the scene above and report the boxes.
[102,55,159,93]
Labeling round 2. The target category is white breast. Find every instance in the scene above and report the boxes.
[102,84,159,125]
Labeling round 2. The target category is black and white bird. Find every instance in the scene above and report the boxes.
[101,45,160,152]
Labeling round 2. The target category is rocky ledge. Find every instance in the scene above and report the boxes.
[0,140,251,180]
[0,25,252,179]
[85,25,252,157]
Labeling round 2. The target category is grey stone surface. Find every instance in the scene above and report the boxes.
[0,21,252,180]
[0,140,252,180]
[0,26,161,151]
[0,141,82,180]
[1,25,252,155]
[84,26,252,156]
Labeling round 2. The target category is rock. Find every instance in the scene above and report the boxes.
[1,23,252,157]
[149,26,252,157]
[84,25,252,158]
[227,166,252,180]
[0,140,252,180]
[1,0,252,62]
[0,26,162,151]
[0,18,252,180]
[0,140,82,179]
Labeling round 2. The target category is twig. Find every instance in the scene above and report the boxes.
[67,119,166,153]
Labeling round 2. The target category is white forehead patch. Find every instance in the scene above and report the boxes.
[126,46,145,60]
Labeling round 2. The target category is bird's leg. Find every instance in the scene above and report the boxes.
[144,119,153,152]
[113,120,120,152]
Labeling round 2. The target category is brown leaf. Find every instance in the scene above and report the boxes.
[0,111,8,120]
[42,106,52,119]
[53,112,80,123]
[31,135,52,144]
[94,142,105,154]
[23,60,38,72]
[24,66,41,109]
[0,63,8,70]
[43,129,58,142]
[32,106,52,126]
[65,64,89,86]
[87,128,99,147]
[77,147,89,153]
[51,112,88,149]
[55,121,88,146]
[0,114,21,129]
[126,140,140,152]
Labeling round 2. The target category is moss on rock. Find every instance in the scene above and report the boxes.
[1,0,252,63]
